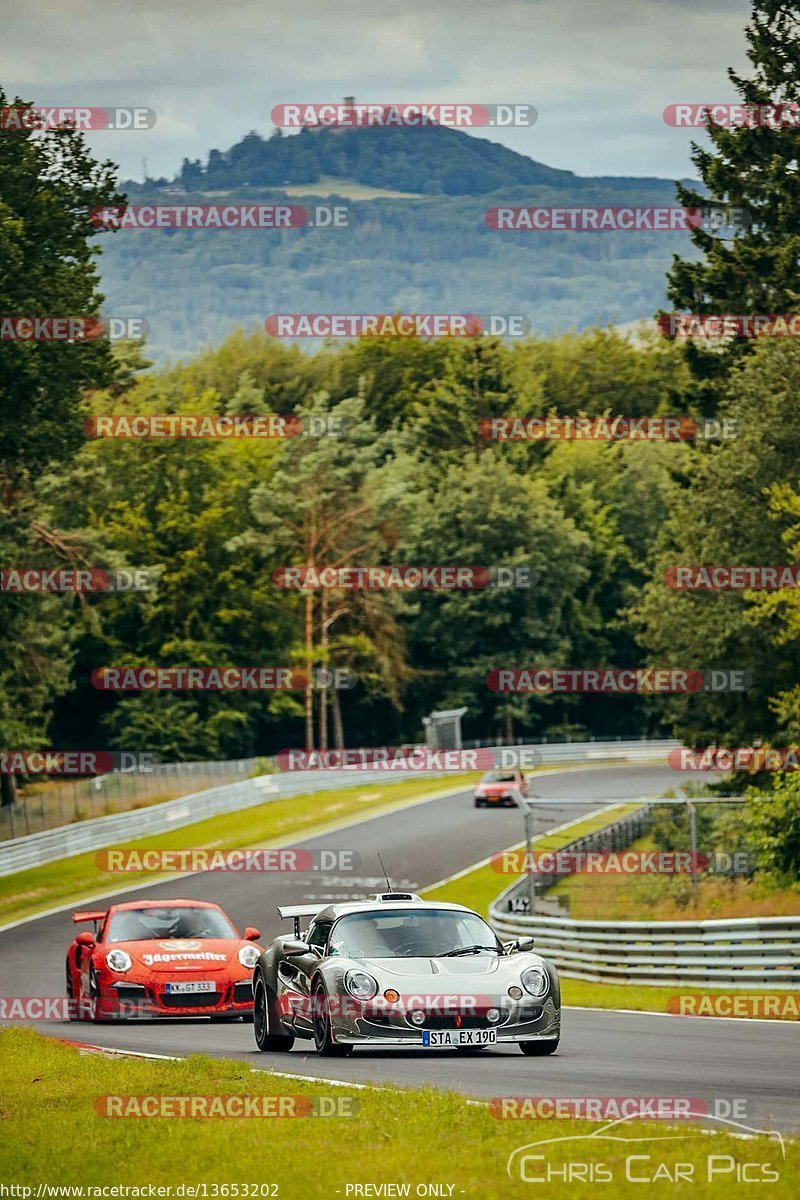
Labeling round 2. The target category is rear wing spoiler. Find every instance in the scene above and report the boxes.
[277,903,326,937]
[72,910,106,926]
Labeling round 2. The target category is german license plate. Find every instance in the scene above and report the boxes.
[164,980,216,994]
[421,1028,496,1047]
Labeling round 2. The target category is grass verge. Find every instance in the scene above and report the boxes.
[550,831,800,920]
[0,1028,795,1197]
[560,977,800,1019]
[423,803,638,916]
[0,773,480,928]
[422,805,799,1022]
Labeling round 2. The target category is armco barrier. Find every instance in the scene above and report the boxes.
[0,738,676,877]
[488,807,800,989]
[489,908,800,989]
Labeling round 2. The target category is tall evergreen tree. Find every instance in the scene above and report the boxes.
[666,2,800,400]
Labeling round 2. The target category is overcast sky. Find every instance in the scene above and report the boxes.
[1,0,754,182]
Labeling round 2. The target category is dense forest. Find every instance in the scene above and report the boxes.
[3,0,800,774]
[108,127,695,362]
[162,124,578,196]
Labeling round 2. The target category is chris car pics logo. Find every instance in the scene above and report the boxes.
[506,1112,785,1185]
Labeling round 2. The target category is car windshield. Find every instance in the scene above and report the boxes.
[328,908,500,958]
[483,771,517,783]
[106,907,236,943]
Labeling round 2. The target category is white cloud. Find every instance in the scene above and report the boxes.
[0,0,753,180]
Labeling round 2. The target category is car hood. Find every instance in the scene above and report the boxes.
[477,783,516,794]
[355,955,504,977]
[105,938,241,972]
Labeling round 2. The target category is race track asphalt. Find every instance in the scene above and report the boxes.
[1,763,798,1132]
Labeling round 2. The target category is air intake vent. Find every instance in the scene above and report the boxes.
[368,892,421,902]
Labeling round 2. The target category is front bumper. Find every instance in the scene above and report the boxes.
[330,995,560,1045]
[475,793,517,806]
[96,978,254,1019]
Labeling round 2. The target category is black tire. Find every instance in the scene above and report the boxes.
[519,1038,559,1056]
[312,982,352,1057]
[474,799,483,808]
[89,966,105,1024]
[253,976,294,1052]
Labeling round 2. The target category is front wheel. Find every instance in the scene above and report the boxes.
[253,977,294,1052]
[313,983,352,1057]
[519,1038,559,1056]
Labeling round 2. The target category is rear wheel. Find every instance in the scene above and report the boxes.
[253,977,294,1052]
[313,982,352,1057]
[65,958,80,1022]
[519,1038,559,1056]
[88,967,105,1023]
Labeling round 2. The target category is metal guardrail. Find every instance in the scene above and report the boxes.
[0,758,258,841]
[488,804,800,989]
[0,739,677,877]
[489,908,800,989]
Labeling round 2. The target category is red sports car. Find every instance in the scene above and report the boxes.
[66,899,263,1021]
[474,769,528,808]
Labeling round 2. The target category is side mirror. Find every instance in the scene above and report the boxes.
[244,927,261,941]
[75,931,95,949]
[283,938,311,956]
[504,936,535,953]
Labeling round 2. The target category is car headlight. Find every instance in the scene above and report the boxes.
[106,949,132,973]
[238,945,260,969]
[521,966,549,998]
[344,970,378,1000]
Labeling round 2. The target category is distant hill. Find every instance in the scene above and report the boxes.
[105,125,698,363]
[125,123,578,198]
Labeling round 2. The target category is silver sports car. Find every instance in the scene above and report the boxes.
[252,891,560,1056]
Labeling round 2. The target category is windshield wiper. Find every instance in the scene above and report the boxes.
[439,944,500,958]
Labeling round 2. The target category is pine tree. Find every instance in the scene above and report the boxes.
[666,2,800,397]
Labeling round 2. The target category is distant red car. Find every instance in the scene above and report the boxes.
[474,769,528,808]
[66,899,263,1022]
